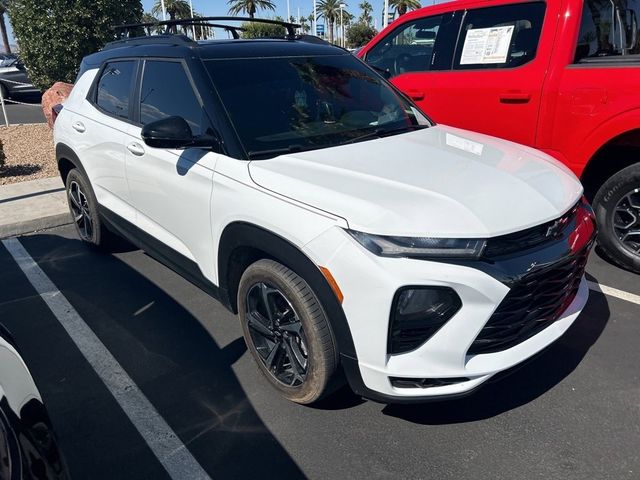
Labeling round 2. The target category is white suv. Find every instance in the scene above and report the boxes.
[53,24,596,404]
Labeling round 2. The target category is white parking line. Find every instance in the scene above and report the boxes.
[588,281,640,305]
[1,237,211,480]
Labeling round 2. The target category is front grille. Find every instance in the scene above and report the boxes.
[468,247,589,355]
[483,202,580,258]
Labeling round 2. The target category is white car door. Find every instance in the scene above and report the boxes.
[124,59,217,280]
[73,60,138,224]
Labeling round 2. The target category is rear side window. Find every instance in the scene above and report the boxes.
[365,13,460,77]
[139,60,206,136]
[95,60,136,120]
[453,2,546,70]
[574,0,640,63]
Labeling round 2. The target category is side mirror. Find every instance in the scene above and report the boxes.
[141,116,196,149]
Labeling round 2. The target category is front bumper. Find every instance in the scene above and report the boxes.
[304,225,593,402]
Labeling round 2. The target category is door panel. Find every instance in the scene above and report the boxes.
[372,1,555,148]
[125,59,218,279]
[545,0,640,174]
[125,125,216,267]
[72,109,136,222]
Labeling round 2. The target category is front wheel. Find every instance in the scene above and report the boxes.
[238,259,339,404]
[593,163,640,273]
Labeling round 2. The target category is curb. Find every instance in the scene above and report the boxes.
[0,212,72,239]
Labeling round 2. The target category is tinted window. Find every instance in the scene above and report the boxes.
[365,13,460,77]
[140,61,206,136]
[96,60,135,119]
[205,55,430,159]
[574,0,640,62]
[453,2,546,70]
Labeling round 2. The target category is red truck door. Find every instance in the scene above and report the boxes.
[538,0,640,175]
[363,1,556,147]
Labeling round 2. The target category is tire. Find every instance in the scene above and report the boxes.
[238,259,339,404]
[64,168,118,250]
[592,163,640,273]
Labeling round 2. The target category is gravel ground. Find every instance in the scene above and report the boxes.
[0,124,56,185]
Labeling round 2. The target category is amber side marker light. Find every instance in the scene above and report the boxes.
[319,266,344,304]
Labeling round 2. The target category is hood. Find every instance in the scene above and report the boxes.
[248,125,583,237]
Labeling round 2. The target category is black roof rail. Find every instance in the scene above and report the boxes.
[295,35,331,45]
[114,16,300,39]
[188,23,246,39]
[103,34,195,50]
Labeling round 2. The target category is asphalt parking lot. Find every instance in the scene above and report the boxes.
[0,95,45,124]
[1,224,638,480]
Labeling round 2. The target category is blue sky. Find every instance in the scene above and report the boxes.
[141,0,401,29]
[7,0,445,44]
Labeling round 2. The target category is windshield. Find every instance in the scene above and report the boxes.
[205,54,431,159]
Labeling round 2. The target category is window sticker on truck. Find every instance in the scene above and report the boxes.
[460,25,514,64]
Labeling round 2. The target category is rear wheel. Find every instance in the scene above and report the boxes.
[238,259,339,404]
[593,163,640,273]
[65,168,118,250]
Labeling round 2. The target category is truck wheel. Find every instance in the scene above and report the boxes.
[592,163,640,273]
[238,259,339,404]
[65,168,119,250]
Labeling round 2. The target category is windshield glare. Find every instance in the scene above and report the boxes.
[205,55,430,158]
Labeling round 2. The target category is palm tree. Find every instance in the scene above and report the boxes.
[0,0,10,54]
[358,1,373,26]
[191,13,213,40]
[299,16,310,33]
[227,0,276,19]
[152,0,191,32]
[318,0,342,43]
[142,12,161,36]
[389,0,421,16]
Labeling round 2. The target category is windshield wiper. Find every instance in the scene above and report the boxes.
[247,145,304,160]
[339,124,428,146]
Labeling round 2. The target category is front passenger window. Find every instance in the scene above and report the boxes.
[452,2,546,70]
[365,14,458,77]
[139,60,207,136]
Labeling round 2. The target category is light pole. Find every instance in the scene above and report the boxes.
[160,0,167,21]
[189,0,196,39]
[339,3,346,47]
[313,0,317,36]
[383,0,389,28]
[287,0,291,23]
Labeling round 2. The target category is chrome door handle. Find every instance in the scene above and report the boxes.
[127,142,145,156]
[72,121,85,133]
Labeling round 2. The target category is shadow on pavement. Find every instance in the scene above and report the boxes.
[382,282,610,425]
[2,233,304,479]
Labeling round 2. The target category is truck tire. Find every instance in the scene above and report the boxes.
[238,259,340,404]
[592,163,640,273]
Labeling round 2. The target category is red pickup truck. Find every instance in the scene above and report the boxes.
[359,0,640,272]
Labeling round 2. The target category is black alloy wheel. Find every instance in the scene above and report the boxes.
[68,180,93,241]
[238,259,340,404]
[245,282,309,386]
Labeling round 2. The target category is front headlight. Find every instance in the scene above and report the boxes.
[347,230,486,259]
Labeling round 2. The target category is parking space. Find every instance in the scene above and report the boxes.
[1,224,638,479]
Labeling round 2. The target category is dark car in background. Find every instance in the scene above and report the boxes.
[0,55,40,100]
[0,324,68,479]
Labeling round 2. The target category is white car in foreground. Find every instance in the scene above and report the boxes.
[53,23,596,404]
